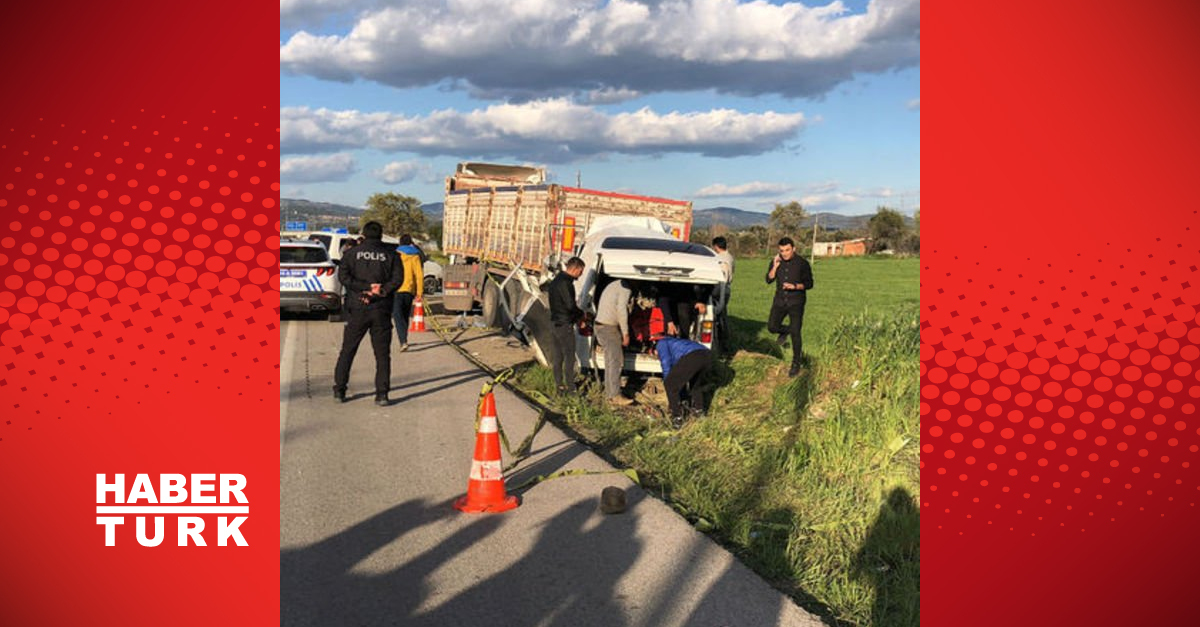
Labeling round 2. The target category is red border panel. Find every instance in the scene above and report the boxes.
[0,2,279,625]
[926,2,1200,625]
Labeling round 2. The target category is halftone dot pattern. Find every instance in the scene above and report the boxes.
[921,220,1200,534]
[0,109,279,443]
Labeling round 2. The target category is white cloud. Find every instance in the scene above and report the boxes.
[280,100,806,162]
[576,87,643,105]
[280,152,357,183]
[907,97,920,111]
[694,181,793,198]
[800,191,859,207]
[798,184,906,207]
[279,0,921,100]
[805,180,840,194]
[373,160,438,185]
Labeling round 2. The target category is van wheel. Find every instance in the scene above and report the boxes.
[481,281,501,328]
[423,275,440,295]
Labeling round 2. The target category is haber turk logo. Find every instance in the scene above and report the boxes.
[95,474,249,547]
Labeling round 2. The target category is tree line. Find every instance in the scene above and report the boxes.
[691,202,920,257]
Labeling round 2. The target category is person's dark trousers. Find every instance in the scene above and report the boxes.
[716,284,731,352]
[392,292,414,345]
[550,323,578,391]
[673,301,696,340]
[767,293,806,367]
[334,306,394,397]
[664,350,711,417]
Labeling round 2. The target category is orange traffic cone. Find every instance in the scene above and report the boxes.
[409,296,426,332]
[454,392,519,514]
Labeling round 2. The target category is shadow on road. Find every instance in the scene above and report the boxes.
[281,498,502,627]
[281,493,647,627]
[405,491,646,627]
[285,368,489,404]
[280,479,838,627]
[503,442,588,497]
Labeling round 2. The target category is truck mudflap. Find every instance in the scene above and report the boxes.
[442,264,476,312]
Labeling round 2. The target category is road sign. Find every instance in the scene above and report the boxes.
[285,221,307,231]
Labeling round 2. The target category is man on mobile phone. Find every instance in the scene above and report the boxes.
[765,237,813,377]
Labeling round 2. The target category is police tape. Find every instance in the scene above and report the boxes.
[427,306,639,489]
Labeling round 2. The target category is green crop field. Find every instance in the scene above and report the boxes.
[514,255,921,627]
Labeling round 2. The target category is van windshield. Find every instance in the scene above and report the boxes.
[600,237,714,256]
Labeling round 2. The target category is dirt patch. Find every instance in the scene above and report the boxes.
[424,297,536,372]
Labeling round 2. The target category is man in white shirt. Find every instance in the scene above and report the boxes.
[712,237,734,354]
[593,279,633,405]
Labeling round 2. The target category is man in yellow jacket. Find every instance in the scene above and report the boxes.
[392,234,425,351]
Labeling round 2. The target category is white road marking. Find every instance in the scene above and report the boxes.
[279,321,300,460]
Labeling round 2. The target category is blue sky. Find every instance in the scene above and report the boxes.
[279,0,920,216]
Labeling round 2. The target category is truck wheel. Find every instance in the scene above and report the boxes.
[481,281,501,328]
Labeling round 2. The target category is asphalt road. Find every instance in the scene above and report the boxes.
[279,316,822,627]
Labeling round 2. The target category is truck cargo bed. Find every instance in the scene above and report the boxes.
[442,182,692,274]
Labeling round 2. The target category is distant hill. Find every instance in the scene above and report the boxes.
[280,198,361,230]
[693,206,768,229]
[420,202,444,222]
[281,198,445,230]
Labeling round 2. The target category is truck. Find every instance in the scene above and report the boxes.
[440,162,725,374]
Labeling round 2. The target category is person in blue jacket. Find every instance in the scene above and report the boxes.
[651,335,713,428]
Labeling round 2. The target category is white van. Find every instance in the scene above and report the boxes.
[571,218,726,375]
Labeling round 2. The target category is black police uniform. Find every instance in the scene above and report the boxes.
[765,254,814,371]
[333,237,403,402]
[547,271,584,392]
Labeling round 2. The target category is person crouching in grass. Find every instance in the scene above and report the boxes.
[650,334,712,429]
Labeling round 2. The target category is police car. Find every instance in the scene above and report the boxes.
[279,238,342,315]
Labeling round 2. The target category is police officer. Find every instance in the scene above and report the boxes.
[333,221,403,406]
[765,237,813,377]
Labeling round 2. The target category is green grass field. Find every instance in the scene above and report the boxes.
[514,255,920,626]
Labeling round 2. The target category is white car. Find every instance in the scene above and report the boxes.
[283,230,443,294]
[279,238,342,315]
[422,259,443,294]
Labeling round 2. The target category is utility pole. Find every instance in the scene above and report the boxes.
[576,170,581,187]
[811,214,818,264]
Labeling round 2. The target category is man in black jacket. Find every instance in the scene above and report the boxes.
[333,222,404,406]
[765,237,814,377]
[547,257,586,394]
